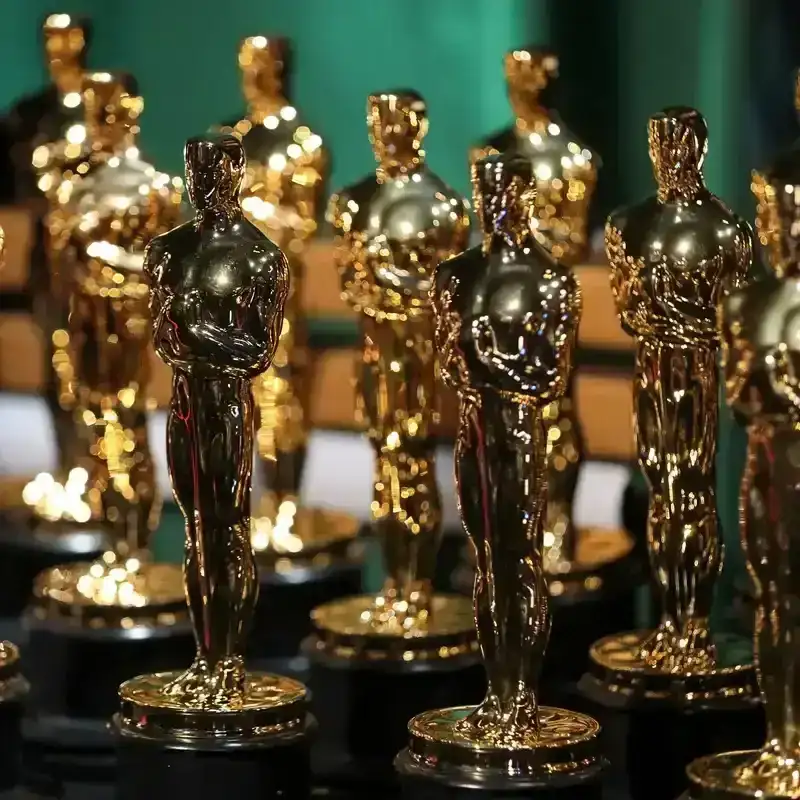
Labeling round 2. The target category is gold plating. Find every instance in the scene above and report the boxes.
[225,36,354,566]
[600,108,752,686]
[30,559,186,629]
[328,89,470,632]
[587,632,755,706]
[405,706,601,777]
[428,153,587,748]
[0,641,28,704]
[251,500,360,572]
[141,134,290,714]
[683,73,800,800]
[687,751,800,799]
[117,670,307,742]
[35,74,185,619]
[309,594,477,662]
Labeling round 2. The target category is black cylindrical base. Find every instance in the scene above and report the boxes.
[0,697,24,791]
[400,779,604,800]
[23,613,194,750]
[0,519,105,617]
[308,649,485,790]
[248,563,362,660]
[595,704,765,800]
[116,730,311,800]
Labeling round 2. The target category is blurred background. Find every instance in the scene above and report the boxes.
[0,0,795,626]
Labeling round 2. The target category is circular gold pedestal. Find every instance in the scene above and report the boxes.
[308,593,477,663]
[0,641,28,703]
[685,750,800,799]
[545,526,636,599]
[397,705,604,790]
[117,670,309,745]
[251,505,362,576]
[584,631,756,709]
[30,559,187,630]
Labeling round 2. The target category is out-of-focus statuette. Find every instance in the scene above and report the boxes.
[685,73,800,800]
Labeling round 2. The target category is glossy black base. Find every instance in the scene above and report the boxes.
[0,517,106,617]
[396,753,605,799]
[248,561,362,660]
[23,613,194,751]
[588,702,765,800]
[0,696,24,791]
[115,722,312,800]
[307,647,485,790]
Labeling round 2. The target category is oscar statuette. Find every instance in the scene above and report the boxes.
[113,134,312,800]
[683,71,800,800]
[0,15,107,616]
[21,74,193,758]
[305,90,481,782]
[468,44,641,687]
[395,153,605,798]
[224,35,360,663]
[580,108,761,800]
[0,225,30,792]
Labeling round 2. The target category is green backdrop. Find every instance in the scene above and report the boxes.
[4,0,792,642]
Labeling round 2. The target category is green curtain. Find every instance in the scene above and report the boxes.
[0,0,769,635]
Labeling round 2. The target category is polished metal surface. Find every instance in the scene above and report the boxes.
[471,46,598,264]
[7,13,90,201]
[593,108,754,698]
[224,35,359,568]
[125,133,296,719]
[471,46,632,589]
[27,74,186,626]
[25,16,92,479]
[686,77,800,799]
[401,154,600,781]
[317,89,474,653]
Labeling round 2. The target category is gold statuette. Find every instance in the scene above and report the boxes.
[116,134,308,743]
[586,108,756,705]
[28,74,187,629]
[685,74,800,800]
[472,44,632,597]
[311,90,475,661]
[228,35,358,576]
[397,154,603,789]
[29,14,92,478]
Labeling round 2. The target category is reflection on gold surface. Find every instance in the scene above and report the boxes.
[310,594,477,662]
[31,74,186,626]
[117,669,307,741]
[687,75,800,799]
[327,90,470,636]
[472,47,605,581]
[224,36,355,563]
[138,134,294,715]
[406,153,594,761]
[601,108,752,682]
[31,15,92,474]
